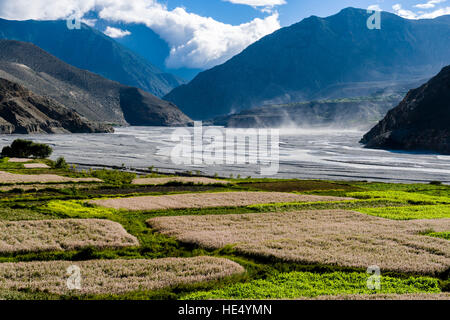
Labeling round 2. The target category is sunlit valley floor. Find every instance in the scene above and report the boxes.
[1,127,450,184]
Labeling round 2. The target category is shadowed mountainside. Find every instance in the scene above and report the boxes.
[0,18,184,97]
[0,40,191,127]
[361,66,450,154]
[0,78,113,134]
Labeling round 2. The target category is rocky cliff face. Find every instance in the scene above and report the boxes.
[0,78,113,134]
[361,66,450,154]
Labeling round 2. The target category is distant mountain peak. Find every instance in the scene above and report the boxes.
[164,8,450,120]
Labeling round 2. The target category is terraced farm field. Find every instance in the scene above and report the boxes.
[0,157,448,300]
[89,192,352,211]
[0,257,244,295]
[149,210,450,274]
[132,177,230,185]
[0,171,101,184]
[0,219,139,253]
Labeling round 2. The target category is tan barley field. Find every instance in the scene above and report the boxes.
[0,257,245,295]
[7,158,32,163]
[0,219,139,253]
[132,177,230,185]
[0,171,101,184]
[148,210,450,274]
[90,192,351,211]
[23,163,50,169]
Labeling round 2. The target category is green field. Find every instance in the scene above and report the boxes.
[183,271,441,300]
[0,162,448,300]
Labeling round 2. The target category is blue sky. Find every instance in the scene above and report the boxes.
[0,0,448,75]
[164,0,449,26]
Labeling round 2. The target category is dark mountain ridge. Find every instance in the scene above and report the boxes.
[164,8,450,120]
[361,66,450,154]
[0,40,191,127]
[0,78,112,134]
[0,18,184,97]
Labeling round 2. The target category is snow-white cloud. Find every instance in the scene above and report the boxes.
[417,6,450,17]
[81,18,97,27]
[393,2,450,19]
[414,0,446,9]
[224,0,286,13]
[392,4,418,18]
[0,0,96,20]
[0,0,280,69]
[223,0,286,7]
[367,4,382,11]
[104,26,130,38]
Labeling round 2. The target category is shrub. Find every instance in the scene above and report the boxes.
[53,157,69,169]
[1,139,52,159]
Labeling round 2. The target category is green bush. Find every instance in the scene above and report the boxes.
[1,139,53,159]
[53,157,69,169]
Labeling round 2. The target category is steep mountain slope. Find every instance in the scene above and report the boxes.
[0,40,191,127]
[211,95,402,129]
[0,18,184,97]
[165,8,450,120]
[361,66,450,154]
[0,78,113,134]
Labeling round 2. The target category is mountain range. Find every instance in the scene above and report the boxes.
[0,40,191,127]
[361,66,450,154]
[0,18,184,97]
[164,8,450,120]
